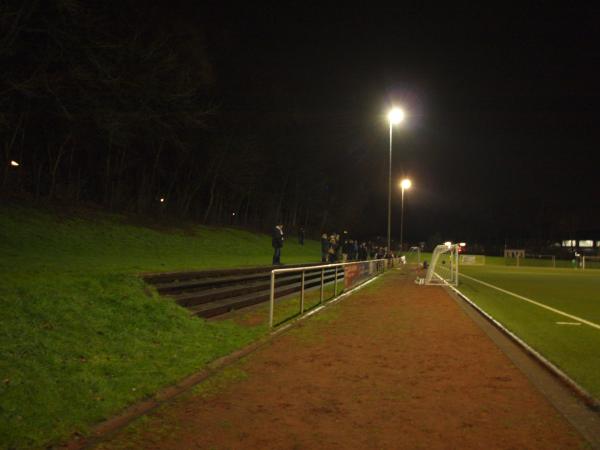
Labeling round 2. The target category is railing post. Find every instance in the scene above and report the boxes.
[320,268,324,303]
[269,270,276,328]
[334,266,338,296]
[300,270,305,313]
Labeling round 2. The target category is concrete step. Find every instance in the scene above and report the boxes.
[142,263,323,285]
[188,277,341,318]
[172,271,342,307]
[153,266,340,295]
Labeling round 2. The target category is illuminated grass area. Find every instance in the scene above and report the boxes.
[0,204,321,448]
[456,263,600,400]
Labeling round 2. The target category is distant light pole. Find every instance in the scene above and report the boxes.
[399,178,412,251]
[387,107,405,252]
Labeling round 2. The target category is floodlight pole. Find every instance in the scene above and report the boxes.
[400,185,405,251]
[386,107,404,254]
[387,122,392,253]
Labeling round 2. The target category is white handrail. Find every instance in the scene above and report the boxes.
[269,258,398,327]
[270,259,387,275]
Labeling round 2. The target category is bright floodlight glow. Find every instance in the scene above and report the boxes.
[459,242,466,247]
[400,178,412,190]
[10,160,19,167]
[388,107,405,125]
[159,198,165,203]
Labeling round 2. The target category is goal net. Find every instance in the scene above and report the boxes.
[405,246,421,266]
[459,254,485,265]
[582,256,600,269]
[417,243,459,286]
[506,254,556,268]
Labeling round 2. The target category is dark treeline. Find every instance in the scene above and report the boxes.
[0,1,364,235]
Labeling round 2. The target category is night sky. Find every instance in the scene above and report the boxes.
[197,5,600,244]
[4,4,598,246]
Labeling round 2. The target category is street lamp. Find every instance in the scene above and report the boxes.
[386,107,405,253]
[399,178,412,251]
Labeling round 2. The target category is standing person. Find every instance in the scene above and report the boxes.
[298,227,305,246]
[359,242,368,260]
[272,223,284,265]
[328,234,337,263]
[342,239,351,262]
[335,233,342,262]
[367,241,374,259]
[320,233,329,262]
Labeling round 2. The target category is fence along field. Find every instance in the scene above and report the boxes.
[451,259,600,401]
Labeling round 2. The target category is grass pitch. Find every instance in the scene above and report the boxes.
[454,262,600,400]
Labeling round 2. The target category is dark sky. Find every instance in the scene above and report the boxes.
[197,5,600,243]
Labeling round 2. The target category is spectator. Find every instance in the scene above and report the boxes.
[298,227,305,246]
[359,242,368,260]
[335,234,342,261]
[328,234,337,263]
[367,241,375,259]
[342,239,352,262]
[272,223,284,265]
[320,233,329,262]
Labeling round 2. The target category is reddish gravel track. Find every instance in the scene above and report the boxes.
[94,271,584,449]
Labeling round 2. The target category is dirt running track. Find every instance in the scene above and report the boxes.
[95,271,585,449]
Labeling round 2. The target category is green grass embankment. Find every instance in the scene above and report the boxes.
[0,204,320,448]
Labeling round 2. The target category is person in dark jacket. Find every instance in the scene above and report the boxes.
[298,227,305,246]
[359,242,368,261]
[320,233,329,262]
[272,224,284,265]
[328,234,338,263]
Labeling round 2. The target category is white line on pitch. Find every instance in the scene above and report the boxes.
[459,272,600,331]
[556,322,581,326]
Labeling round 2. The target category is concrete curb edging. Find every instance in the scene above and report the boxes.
[64,273,385,449]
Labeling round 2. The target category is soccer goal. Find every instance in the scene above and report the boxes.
[582,256,600,269]
[416,243,459,286]
[505,254,556,268]
[459,254,485,265]
[405,246,421,266]
[521,254,556,268]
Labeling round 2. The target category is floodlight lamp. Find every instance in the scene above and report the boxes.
[159,198,165,203]
[387,107,405,125]
[400,179,412,190]
[10,160,19,167]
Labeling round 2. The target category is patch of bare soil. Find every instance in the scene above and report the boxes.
[95,271,585,449]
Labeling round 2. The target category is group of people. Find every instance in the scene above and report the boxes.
[321,232,393,263]
[272,224,395,266]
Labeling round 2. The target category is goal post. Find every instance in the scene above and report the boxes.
[521,254,556,268]
[582,256,600,270]
[505,253,556,268]
[417,243,459,286]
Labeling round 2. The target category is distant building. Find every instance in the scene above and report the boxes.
[504,249,525,258]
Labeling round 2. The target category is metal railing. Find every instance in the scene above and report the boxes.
[269,258,401,327]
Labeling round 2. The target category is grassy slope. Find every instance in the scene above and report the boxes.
[458,263,600,399]
[0,204,320,448]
